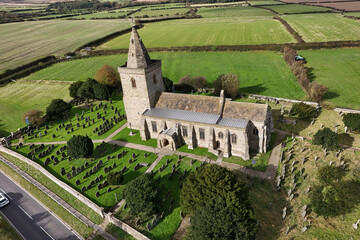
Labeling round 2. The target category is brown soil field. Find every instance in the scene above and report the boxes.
[280,0,355,3]
[311,1,360,11]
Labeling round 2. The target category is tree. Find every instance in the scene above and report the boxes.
[94,64,121,88]
[313,127,338,150]
[179,76,207,90]
[187,197,257,240]
[77,78,96,102]
[163,77,173,92]
[343,113,360,132]
[67,135,94,159]
[107,171,123,185]
[308,82,328,102]
[23,109,44,127]
[46,99,71,119]
[122,173,158,219]
[317,165,344,185]
[290,102,317,120]
[213,74,239,99]
[180,164,248,215]
[69,81,84,98]
[311,185,346,218]
[93,82,110,100]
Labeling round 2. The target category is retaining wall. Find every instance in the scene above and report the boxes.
[107,213,150,240]
[246,93,320,107]
[0,146,105,218]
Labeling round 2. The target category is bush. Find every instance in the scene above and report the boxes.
[67,135,94,159]
[290,102,317,119]
[107,171,123,185]
[308,82,328,102]
[179,76,207,90]
[69,81,84,98]
[93,82,110,100]
[213,73,239,99]
[187,197,257,240]
[343,113,360,131]
[313,127,338,150]
[180,164,248,216]
[23,109,44,127]
[317,166,344,184]
[163,77,173,92]
[311,185,347,218]
[122,173,158,219]
[46,99,71,119]
[94,64,121,88]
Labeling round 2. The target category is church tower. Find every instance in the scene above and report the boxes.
[118,26,164,129]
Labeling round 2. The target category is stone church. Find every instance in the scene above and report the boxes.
[118,26,273,160]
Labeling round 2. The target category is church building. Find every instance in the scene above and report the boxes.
[118,26,273,160]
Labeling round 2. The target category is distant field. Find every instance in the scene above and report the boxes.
[99,19,295,48]
[311,1,360,11]
[0,81,71,136]
[71,11,128,19]
[283,13,360,42]
[23,51,305,98]
[265,3,333,14]
[299,48,360,109]
[132,7,189,17]
[248,0,285,5]
[190,1,246,7]
[0,20,130,72]
[344,12,360,17]
[198,6,274,18]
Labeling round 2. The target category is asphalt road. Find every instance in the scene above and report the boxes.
[0,170,80,240]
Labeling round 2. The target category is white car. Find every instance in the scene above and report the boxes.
[0,193,9,207]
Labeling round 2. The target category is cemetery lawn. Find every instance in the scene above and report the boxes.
[99,18,295,48]
[298,48,360,109]
[112,128,158,147]
[22,96,126,143]
[223,132,278,171]
[23,51,306,100]
[282,13,360,42]
[265,4,332,14]
[0,20,130,72]
[115,154,203,240]
[11,143,158,209]
[0,81,71,137]
[197,6,275,18]
[177,145,217,160]
[0,213,22,240]
[0,152,95,237]
[276,138,360,240]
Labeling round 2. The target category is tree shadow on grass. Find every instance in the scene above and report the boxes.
[323,91,340,101]
[240,84,268,95]
[0,119,10,137]
[338,133,354,147]
[306,67,316,82]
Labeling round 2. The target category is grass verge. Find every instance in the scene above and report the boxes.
[0,214,22,240]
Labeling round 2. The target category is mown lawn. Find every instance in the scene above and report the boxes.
[23,51,305,100]
[0,20,130,72]
[99,18,295,48]
[113,127,158,147]
[12,143,157,209]
[0,81,71,137]
[299,48,360,109]
[283,13,360,42]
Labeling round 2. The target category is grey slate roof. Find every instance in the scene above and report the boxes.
[143,108,249,129]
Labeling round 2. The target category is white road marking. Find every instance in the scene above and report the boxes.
[0,187,13,200]
[18,206,33,220]
[0,211,26,240]
[40,226,55,240]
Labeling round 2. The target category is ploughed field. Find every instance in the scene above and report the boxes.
[22,51,305,99]
[311,1,360,11]
[99,18,296,48]
[282,13,360,42]
[0,20,130,73]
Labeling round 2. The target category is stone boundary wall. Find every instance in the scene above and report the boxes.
[246,93,320,107]
[334,107,360,114]
[107,213,150,240]
[0,146,105,218]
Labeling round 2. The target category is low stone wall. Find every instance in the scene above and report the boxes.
[107,213,150,240]
[246,93,320,107]
[334,107,360,114]
[0,146,105,218]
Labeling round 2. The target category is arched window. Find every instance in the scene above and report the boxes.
[231,134,237,144]
[253,127,259,136]
[131,78,136,89]
[153,73,157,84]
[218,131,223,139]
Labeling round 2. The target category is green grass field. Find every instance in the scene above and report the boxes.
[23,51,305,99]
[283,13,360,42]
[99,18,295,48]
[190,1,245,7]
[265,4,332,14]
[71,11,128,19]
[12,143,157,209]
[132,7,189,17]
[0,81,71,136]
[0,20,130,72]
[248,1,285,5]
[197,6,274,18]
[344,12,360,17]
[298,48,360,109]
